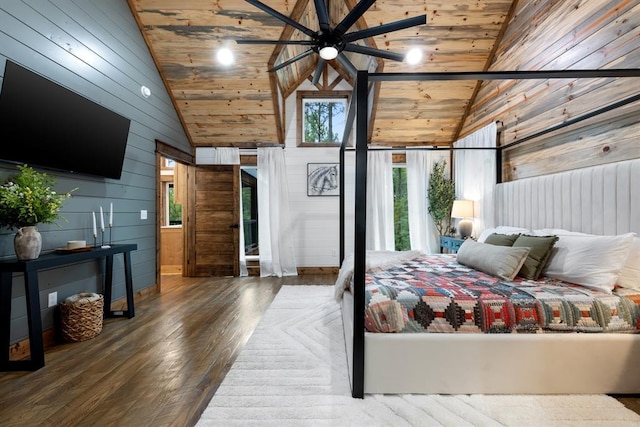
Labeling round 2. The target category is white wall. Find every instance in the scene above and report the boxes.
[283,76,351,267]
[281,74,449,267]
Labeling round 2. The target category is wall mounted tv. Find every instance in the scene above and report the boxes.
[0,60,131,179]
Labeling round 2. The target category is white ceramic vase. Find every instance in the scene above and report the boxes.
[14,226,42,260]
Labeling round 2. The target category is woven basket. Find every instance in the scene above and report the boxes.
[60,292,104,342]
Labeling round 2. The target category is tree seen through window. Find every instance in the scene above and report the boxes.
[393,167,410,251]
[303,100,346,143]
[168,184,182,225]
[297,91,351,146]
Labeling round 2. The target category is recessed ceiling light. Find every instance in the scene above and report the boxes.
[217,48,234,66]
[405,48,423,65]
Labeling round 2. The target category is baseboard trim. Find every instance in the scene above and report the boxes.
[297,266,339,275]
[245,264,339,276]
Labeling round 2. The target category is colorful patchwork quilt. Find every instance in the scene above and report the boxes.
[335,251,640,334]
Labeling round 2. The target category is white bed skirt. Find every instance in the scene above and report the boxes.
[341,290,640,395]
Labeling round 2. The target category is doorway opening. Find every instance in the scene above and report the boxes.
[241,166,260,275]
[159,156,186,289]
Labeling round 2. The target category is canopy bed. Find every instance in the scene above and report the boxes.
[337,69,640,398]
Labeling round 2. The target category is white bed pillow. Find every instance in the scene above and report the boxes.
[478,226,530,243]
[617,237,640,291]
[534,229,640,291]
[456,239,530,281]
[542,232,636,293]
[532,228,588,237]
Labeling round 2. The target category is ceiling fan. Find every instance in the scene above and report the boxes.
[237,0,426,83]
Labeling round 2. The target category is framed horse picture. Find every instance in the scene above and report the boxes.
[307,163,339,196]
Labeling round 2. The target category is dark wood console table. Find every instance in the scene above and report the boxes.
[0,243,137,371]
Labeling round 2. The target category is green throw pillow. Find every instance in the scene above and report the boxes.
[457,239,530,281]
[512,234,559,280]
[484,233,520,246]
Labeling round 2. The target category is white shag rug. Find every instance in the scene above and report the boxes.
[196,285,640,426]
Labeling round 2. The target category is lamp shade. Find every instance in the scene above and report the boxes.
[451,200,474,219]
[451,199,474,239]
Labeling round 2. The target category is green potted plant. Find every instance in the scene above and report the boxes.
[0,164,76,260]
[427,159,455,237]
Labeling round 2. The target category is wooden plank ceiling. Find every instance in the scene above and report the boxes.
[127,0,515,148]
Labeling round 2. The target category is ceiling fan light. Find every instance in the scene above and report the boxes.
[319,46,339,60]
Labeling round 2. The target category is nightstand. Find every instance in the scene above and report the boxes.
[440,236,465,254]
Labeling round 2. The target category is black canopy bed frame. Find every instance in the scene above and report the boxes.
[338,68,640,399]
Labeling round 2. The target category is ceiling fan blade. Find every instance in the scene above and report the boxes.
[236,39,316,45]
[311,58,325,85]
[336,52,358,77]
[344,44,405,62]
[342,91,356,145]
[314,0,330,32]
[343,15,427,43]
[268,48,315,72]
[245,0,316,38]
[333,0,377,35]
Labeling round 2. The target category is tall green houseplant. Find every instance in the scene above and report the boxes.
[428,159,455,237]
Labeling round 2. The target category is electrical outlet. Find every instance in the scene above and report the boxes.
[140,209,147,220]
[48,292,57,308]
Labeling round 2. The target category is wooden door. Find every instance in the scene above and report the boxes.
[186,165,240,276]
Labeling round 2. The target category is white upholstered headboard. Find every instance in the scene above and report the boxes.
[496,158,640,236]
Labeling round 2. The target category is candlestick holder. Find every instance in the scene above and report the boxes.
[101,229,110,248]
[93,235,97,248]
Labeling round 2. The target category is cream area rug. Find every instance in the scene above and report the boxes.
[196,285,640,426]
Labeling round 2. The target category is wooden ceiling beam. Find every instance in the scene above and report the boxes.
[328,74,343,91]
[369,68,640,82]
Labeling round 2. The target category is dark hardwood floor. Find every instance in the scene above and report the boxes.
[1,273,638,426]
[0,274,335,426]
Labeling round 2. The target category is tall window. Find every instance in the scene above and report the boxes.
[241,167,258,256]
[167,183,182,226]
[393,166,410,251]
[161,157,182,227]
[297,91,350,146]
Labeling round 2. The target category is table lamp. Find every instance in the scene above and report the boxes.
[451,200,474,239]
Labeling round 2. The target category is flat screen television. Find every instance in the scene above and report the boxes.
[0,60,131,179]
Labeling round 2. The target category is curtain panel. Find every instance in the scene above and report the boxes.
[366,151,395,251]
[406,151,439,253]
[196,147,241,165]
[257,148,297,277]
[453,122,497,238]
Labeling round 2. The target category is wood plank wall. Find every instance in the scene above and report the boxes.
[0,0,190,343]
[461,0,640,181]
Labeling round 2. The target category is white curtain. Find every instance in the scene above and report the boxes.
[453,122,497,238]
[257,147,297,277]
[366,151,395,250]
[195,147,240,165]
[406,151,439,253]
[238,168,248,276]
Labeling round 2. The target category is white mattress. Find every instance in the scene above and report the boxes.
[342,290,640,394]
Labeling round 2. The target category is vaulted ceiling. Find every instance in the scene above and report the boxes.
[125,0,525,149]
